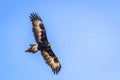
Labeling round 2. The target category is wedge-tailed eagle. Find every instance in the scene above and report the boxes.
[25,13,61,74]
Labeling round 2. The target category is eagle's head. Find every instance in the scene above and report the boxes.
[25,44,38,53]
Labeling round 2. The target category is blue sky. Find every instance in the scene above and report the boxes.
[0,0,120,80]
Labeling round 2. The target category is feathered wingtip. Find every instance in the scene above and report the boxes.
[29,12,42,22]
[51,57,61,74]
[52,64,61,74]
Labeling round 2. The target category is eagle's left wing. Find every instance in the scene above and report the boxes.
[30,13,49,44]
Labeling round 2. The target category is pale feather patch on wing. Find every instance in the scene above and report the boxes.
[33,20,42,27]
[32,25,42,43]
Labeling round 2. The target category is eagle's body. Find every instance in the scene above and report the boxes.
[25,13,61,74]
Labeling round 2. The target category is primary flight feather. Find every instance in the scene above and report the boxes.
[25,13,61,74]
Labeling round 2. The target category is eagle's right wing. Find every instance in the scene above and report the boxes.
[41,48,61,74]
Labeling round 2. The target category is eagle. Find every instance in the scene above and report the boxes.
[25,13,61,74]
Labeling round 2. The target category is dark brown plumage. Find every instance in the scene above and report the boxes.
[25,13,61,74]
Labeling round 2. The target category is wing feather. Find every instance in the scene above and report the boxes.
[41,48,61,74]
[30,13,48,44]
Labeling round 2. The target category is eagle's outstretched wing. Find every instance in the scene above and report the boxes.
[41,48,61,74]
[26,13,61,74]
[30,13,48,44]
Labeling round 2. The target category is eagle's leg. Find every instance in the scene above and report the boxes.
[25,44,39,53]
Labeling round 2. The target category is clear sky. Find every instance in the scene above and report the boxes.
[0,0,120,80]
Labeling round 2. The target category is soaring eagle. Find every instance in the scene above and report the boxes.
[25,13,61,74]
